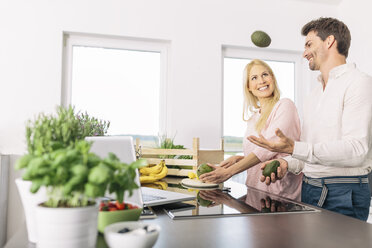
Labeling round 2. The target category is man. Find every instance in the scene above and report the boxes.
[247,17,372,221]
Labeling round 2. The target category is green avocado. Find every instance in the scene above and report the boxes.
[251,30,271,48]
[262,160,280,177]
[197,192,213,207]
[196,163,214,178]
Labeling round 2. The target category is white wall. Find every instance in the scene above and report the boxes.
[5,156,24,242]
[338,0,372,75]
[0,0,340,153]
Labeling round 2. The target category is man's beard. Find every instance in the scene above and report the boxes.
[308,59,319,71]
[309,62,316,70]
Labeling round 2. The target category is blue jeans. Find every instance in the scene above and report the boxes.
[301,175,371,221]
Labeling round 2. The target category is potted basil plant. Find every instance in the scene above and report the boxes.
[15,105,110,244]
[16,139,146,248]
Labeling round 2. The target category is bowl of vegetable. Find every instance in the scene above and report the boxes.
[104,221,160,248]
[98,201,142,233]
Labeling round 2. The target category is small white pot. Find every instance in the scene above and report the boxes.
[35,203,99,248]
[15,178,47,243]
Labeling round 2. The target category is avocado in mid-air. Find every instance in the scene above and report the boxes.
[262,160,280,177]
[196,163,214,178]
[251,30,271,48]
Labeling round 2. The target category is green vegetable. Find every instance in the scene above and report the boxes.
[157,134,193,159]
[262,160,280,177]
[197,192,213,207]
[197,163,214,178]
[261,207,271,213]
[251,30,271,48]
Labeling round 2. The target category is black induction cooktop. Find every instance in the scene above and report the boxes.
[164,185,319,220]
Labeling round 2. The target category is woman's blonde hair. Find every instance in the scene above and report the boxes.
[242,59,280,133]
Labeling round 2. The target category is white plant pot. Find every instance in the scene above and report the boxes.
[35,203,99,248]
[15,178,47,243]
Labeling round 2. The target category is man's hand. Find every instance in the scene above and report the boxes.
[199,163,232,184]
[247,128,295,154]
[260,158,288,185]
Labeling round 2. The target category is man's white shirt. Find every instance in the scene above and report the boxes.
[285,63,372,178]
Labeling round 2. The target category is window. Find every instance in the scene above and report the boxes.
[62,33,170,147]
[222,46,302,155]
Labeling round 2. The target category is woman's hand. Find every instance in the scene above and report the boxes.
[199,163,233,184]
[220,155,243,169]
[199,189,233,207]
[259,158,288,185]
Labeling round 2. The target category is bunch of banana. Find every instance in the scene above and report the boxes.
[142,181,168,190]
[139,160,165,175]
[140,160,168,184]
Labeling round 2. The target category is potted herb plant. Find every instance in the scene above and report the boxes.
[16,139,146,248]
[14,105,110,243]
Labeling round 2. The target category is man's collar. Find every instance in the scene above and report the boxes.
[317,63,356,84]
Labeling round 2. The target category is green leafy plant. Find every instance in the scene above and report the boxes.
[157,134,193,170]
[76,111,110,138]
[158,134,193,159]
[16,105,144,207]
[26,106,110,156]
[16,140,146,207]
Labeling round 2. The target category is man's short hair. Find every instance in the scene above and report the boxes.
[302,17,351,58]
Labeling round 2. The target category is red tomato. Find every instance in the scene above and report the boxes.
[108,207,117,211]
[116,201,125,210]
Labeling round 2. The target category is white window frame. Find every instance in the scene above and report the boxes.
[61,32,171,134]
[222,45,307,134]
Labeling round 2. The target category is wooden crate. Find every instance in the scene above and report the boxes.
[135,137,224,177]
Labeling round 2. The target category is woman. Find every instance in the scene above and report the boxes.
[199,59,302,200]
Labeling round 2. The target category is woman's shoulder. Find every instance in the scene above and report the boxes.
[274,98,296,111]
[277,97,295,106]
